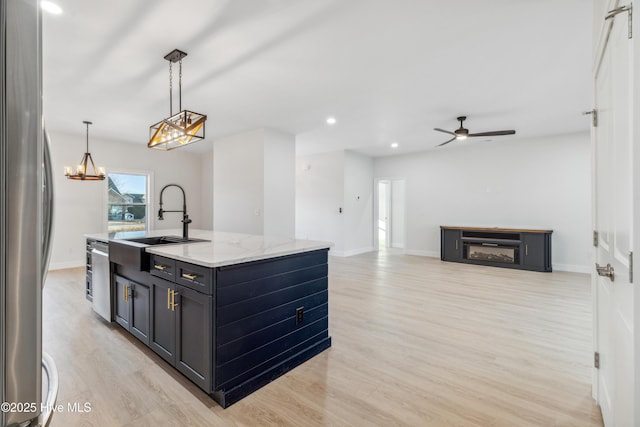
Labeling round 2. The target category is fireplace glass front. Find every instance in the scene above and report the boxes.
[466,245,516,264]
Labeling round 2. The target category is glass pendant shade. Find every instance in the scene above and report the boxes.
[148,110,206,150]
[148,49,207,151]
[65,121,105,180]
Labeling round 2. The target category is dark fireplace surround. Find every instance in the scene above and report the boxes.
[440,226,552,272]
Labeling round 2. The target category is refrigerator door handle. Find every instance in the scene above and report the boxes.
[41,128,60,424]
[42,127,54,284]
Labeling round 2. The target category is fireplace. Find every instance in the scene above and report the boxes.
[466,244,517,264]
[440,226,553,272]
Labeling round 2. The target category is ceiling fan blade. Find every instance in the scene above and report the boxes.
[437,136,456,147]
[467,130,516,137]
[434,128,456,136]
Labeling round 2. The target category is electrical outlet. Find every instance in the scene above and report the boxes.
[296,307,304,325]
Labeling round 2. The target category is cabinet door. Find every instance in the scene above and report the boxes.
[129,281,150,345]
[522,233,546,269]
[442,229,461,261]
[114,275,130,330]
[175,284,212,392]
[149,276,176,365]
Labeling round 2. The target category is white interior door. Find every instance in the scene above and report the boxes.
[593,3,634,425]
[378,181,390,248]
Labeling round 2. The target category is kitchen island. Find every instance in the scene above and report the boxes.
[85,229,332,408]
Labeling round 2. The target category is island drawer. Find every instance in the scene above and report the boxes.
[176,261,212,295]
[150,255,176,280]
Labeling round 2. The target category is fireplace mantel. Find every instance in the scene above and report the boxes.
[440,226,553,272]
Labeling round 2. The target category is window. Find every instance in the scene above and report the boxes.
[107,172,149,233]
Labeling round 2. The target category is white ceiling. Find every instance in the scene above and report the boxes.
[42,0,593,157]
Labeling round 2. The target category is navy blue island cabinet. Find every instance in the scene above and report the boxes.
[440,226,552,272]
[111,247,331,408]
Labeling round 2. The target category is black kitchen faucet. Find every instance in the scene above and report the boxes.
[158,184,192,239]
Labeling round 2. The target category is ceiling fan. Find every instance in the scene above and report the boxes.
[434,116,516,147]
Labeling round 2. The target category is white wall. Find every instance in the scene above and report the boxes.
[213,128,295,237]
[296,150,374,256]
[48,130,204,270]
[343,151,374,255]
[374,133,591,272]
[200,150,213,230]
[296,151,345,252]
[213,130,264,234]
[263,129,295,237]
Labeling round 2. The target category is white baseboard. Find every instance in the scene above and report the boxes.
[553,264,591,274]
[48,260,85,271]
[329,246,374,257]
[404,249,440,258]
[328,248,344,257]
[400,251,590,274]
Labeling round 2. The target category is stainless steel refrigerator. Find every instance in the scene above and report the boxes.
[1,0,57,426]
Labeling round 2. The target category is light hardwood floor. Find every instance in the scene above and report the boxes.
[43,251,603,426]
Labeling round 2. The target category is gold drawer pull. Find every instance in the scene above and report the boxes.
[181,272,197,281]
[171,290,179,311]
[154,264,167,271]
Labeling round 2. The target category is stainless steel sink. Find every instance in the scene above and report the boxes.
[123,235,208,245]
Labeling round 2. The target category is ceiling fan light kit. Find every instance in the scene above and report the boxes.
[148,49,207,151]
[434,116,515,147]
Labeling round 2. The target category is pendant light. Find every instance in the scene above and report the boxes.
[148,49,207,151]
[64,121,105,180]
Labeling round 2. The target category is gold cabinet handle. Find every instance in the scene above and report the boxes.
[525,244,529,256]
[167,287,171,310]
[154,264,167,271]
[124,284,129,302]
[181,272,197,281]
[171,290,179,311]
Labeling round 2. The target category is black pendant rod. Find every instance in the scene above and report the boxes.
[164,49,188,116]
[83,120,92,153]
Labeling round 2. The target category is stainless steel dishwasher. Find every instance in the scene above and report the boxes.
[91,241,111,321]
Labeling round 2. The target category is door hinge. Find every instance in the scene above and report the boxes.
[583,109,598,127]
[593,230,599,247]
[630,251,634,283]
[605,4,633,39]
[594,352,600,369]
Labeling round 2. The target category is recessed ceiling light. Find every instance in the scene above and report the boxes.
[390,142,399,148]
[326,116,337,126]
[41,1,63,14]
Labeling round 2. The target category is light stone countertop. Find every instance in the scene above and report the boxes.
[84,229,332,268]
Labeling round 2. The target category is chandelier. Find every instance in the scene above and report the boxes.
[64,121,105,180]
[148,49,207,150]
